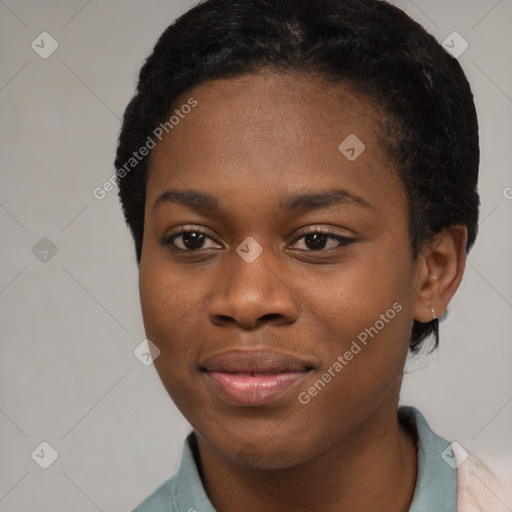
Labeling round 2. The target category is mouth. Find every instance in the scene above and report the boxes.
[201,349,315,406]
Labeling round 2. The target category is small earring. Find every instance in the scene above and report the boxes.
[429,305,439,349]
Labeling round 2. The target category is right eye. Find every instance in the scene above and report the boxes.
[160,227,223,252]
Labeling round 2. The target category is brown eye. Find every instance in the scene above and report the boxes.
[291,231,354,252]
[160,228,222,251]
[175,231,207,250]
[304,233,329,250]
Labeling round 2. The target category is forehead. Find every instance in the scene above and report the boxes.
[146,71,405,216]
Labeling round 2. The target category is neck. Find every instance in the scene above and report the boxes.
[195,404,418,512]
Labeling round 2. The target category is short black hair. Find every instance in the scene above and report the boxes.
[115,0,480,352]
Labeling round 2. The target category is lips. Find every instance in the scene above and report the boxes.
[201,349,314,406]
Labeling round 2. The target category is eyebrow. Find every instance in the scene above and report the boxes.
[153,189,219,212]
[152,188,373,214]
[279,189,373,212]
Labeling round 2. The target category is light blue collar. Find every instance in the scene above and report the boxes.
[403,406,457,512]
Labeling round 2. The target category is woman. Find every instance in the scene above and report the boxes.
[114,0,511,510]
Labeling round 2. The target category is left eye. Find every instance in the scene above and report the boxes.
[291,232,354,251]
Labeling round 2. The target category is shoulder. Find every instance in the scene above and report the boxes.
[454,444,512,512]
[131,476,178,512]
[130,431,214,512]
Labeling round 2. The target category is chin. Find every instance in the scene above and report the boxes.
[197,420,323,470]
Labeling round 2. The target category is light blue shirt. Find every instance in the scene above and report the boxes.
[132,406,457,511]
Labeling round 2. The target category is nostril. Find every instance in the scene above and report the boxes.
[261,313,282,322]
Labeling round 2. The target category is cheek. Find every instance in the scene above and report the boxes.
[296,245,414,393]
[138,257,209,408]
[300,252,410,337]
[138,254,204,354]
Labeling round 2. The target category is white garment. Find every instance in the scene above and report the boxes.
[455,446,512,511]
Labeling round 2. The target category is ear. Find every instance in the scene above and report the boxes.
[412,225,468,323]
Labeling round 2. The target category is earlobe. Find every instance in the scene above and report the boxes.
[412,225,468,323]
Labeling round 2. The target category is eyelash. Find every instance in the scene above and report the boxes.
[159,226,355,253]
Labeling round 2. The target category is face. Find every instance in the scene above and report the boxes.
[139,72,421,469]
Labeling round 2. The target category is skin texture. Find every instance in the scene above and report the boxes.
[139,72,467,511]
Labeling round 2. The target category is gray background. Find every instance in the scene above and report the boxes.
[0,0,511,510]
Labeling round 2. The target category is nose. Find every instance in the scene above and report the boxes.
[207,244,299,330]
